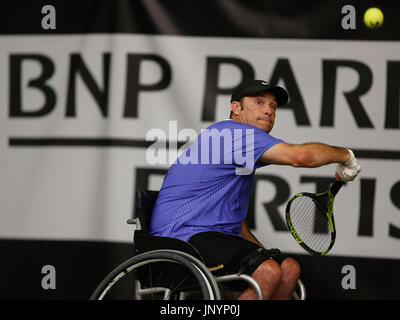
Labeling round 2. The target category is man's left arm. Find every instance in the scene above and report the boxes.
[240,220,264,248]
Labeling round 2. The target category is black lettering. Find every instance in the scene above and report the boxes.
[300,176,333,193]
[358,178,376,236]
[248,174,290,231]
[9,54,56,117]
[66,53,111,117]
[269,58,311,126]
[201,57,254,121]
[124,54,171,118]
[385,61,400,129]
[321,60,374,128]
[389,181,400,239]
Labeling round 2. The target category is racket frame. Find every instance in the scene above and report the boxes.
[285,181,344,256]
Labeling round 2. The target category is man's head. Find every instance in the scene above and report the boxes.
[229,80,289,133]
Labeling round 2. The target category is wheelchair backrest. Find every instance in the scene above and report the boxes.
[135,190,160,233]
[134,189,205,263]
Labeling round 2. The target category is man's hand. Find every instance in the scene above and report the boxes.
[336,149,361,182]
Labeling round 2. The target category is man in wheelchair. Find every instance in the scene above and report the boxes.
[149,79,355,300]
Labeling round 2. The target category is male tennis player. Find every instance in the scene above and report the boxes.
[149,79,361,300]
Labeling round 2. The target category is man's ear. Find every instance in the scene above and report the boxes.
[231,101,241,116]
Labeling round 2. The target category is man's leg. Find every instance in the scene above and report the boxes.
[188,232,301,300]
[271,258,301,300]
[237,259,282,300]
[237,257,300,300]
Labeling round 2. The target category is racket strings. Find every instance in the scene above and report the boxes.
[289,196,331,253]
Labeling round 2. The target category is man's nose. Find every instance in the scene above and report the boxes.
[264,105,273,115]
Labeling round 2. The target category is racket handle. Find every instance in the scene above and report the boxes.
[330,180,345,195]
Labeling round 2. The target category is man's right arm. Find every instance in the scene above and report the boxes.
[260,142,351,168]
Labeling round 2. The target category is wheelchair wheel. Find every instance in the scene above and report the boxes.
[90,249,221,300]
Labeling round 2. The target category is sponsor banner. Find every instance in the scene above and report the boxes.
[1,34,399,261]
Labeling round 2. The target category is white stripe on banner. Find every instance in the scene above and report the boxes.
[0,35,399,259]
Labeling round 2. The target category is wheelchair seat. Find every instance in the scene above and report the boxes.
[128,190,219,299]
[134,231,205,263]
[119,189,306,300]
[91,189,306,300]
[127,189,268,300]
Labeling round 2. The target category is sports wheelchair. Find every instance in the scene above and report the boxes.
[90,190,306,300]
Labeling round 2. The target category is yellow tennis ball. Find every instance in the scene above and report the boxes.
[364,8,384,29]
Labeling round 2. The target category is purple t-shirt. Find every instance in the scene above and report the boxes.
[149,120,284,241]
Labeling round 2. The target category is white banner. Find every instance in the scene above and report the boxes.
[0,34,399,259]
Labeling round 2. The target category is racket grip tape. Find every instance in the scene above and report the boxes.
[330,180,345,195]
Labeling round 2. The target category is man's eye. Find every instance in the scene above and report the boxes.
[256,100,262,104]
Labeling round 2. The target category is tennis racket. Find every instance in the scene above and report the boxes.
[285,178,345,255]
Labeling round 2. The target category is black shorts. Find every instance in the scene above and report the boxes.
[188,231,287,277]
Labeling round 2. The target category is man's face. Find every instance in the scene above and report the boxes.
[232,91,278,133]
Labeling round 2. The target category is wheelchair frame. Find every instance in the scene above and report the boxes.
[90,190,306,300]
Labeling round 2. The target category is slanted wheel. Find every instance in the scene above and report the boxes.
[90,249,221,300]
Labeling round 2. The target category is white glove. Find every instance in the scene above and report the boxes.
[336,149,361,182]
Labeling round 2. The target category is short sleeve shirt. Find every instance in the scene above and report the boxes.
[149,120,284,241]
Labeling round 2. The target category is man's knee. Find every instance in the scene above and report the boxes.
[253,259,282,283]
[281,257,301,279]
